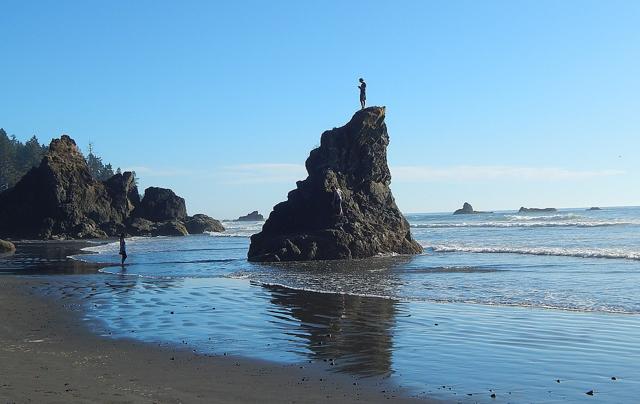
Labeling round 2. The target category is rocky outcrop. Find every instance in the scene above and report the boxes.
[588,207,601,211]
[519,207,557,213]
[0,135,138,239]
[0,239,15,253]
[104,172,140,222]
[248,107,422,262]
[236,211,264,221]
[133,187,186,222]
[453,202,492,215]
[185,214,225,234]
[0,135,223,239]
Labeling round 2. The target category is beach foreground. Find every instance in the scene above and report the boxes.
[0,275,429,403]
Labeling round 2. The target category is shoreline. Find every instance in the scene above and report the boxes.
[0,242,436,403]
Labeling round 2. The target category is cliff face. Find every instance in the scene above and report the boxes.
[248,107,423,262]
[0,135,223,239]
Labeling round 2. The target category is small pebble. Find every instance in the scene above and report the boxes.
[491,393,496,398]
[611,376,617,380]
[586,390,594,396]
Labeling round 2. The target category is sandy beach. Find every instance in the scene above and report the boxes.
[0,244,433,403]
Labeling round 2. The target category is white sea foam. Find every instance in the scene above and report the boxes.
[504,213,582,221]
[427,244,640,261]
[207,220,264,238]
[412,220,639,228]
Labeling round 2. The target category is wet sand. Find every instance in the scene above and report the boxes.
[0,243,435,403]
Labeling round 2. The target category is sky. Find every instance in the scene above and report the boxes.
[1,0,638,218]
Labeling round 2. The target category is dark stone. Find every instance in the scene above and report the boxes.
[134,187,187,222]
[126,217,156,236]
[248,107,422,262]
[236,211,264,221]
[453,202,492,215]
[103,172,140,222]
[588,207,601,211]
[518,207,557,213]
[126,217,188,237]
[152,220,188,237]
[185,214,225,234]
[0,135,141,239]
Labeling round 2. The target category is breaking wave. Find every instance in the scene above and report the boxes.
[427,244,640,261]
[412,220,639,228]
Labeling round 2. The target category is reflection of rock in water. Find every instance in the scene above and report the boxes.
[266,284,397,377]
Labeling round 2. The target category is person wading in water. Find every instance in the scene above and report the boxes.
[358,78,366,109]
[119,233,127,266]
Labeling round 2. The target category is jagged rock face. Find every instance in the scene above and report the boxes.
[104,172,140,223]
[134,187,187,222]
[248,107,423,262]
[185,214,225,234]
[236,211,264,221]
[0,135,140,239]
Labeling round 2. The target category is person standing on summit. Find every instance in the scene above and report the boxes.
[358,78,366,109]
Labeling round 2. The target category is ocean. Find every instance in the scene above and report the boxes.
[52,206,640,402]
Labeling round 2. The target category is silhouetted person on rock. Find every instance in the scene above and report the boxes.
[119,233,127,266]
[358,78,366,109]
[332,186,343,216]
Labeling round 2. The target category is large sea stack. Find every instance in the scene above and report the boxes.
[0,135,137,239]
[248,107,423,262]
[0,135,223,239]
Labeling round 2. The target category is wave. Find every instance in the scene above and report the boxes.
[427,244,640,261]
[206,231,252,238]
[412,220,639,228]
[504,213,581,221]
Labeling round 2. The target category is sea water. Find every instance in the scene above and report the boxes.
[62,206,639,402]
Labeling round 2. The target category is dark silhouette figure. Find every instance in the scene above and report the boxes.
[358,78,366,109]
[332,186,343,216]
[119,233,127,266]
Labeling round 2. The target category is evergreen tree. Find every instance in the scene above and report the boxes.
[0,129,16,190]
[17,135,46,173]
[85,142,116,181]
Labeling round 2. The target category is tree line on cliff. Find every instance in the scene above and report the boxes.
[0,128,121,190]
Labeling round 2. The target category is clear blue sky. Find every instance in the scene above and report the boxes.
[1,0,638,218]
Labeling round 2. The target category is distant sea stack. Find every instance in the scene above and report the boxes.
[248,107,423,262]
[518,207,557,213]
[588,207,602,211]
[0,135,223,239]
[236,211,264,221]
[453,202,492,215]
